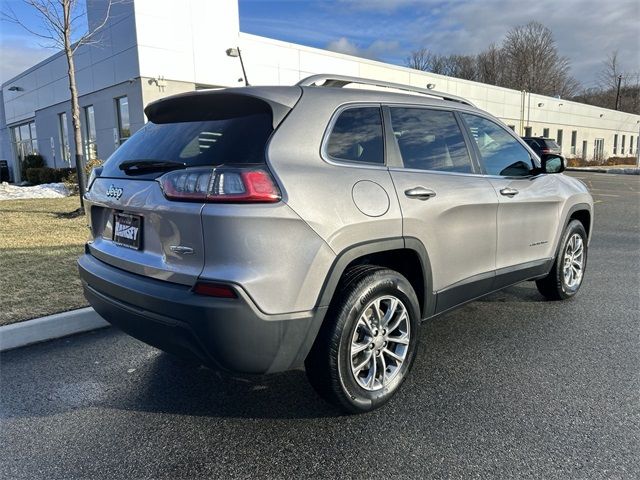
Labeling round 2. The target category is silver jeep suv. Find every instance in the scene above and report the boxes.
[79,74,593,413]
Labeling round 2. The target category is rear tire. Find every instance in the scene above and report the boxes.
[536,219,588,300]
[305,267,420,413]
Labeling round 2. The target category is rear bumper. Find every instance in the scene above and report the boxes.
[78,253,327,374]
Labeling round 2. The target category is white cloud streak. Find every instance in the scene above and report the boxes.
[326,37,401,60]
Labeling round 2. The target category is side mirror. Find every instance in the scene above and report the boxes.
[540,154,565,174]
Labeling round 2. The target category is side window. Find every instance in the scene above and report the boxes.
[461,113,533,177]
[389,108,474,173]
[326,107,384,164]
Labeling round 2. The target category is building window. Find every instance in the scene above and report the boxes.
[29,122,38,147]
[83,105,97,160]
[543,128,550,138]
[557,129,563,147]
[631,136,634,155]
[570,131,577,155]
[613,134,618,155]
[115,96,130,145]
[621,135,626,155]
[11,120,38,169]
[508,125,515,131]
[59,112,70,163]
[524,126,532,137]
[582,140,588,160]
[594,138,604,162]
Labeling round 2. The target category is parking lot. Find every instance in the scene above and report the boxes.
[1,171,638,479]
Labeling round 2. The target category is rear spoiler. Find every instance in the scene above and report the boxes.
[144,86,303,129]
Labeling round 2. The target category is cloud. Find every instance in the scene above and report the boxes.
[324,0,640,84]
[326,37,401,61]
[347,0,639,84]
[326,37,361,57]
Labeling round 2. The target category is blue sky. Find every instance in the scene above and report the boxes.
[2,0,639,87]
[239,0,452,65]
[239,0,640,88]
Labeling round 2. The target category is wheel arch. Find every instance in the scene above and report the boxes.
[547,202,592,266]
[568,207,591,238]
[564,203,593,244]
[316,237,435,319]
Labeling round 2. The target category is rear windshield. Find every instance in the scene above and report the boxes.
[100,112,273,178]
[542,140,560,149]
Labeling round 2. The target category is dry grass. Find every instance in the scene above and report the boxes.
[0,197,89,325]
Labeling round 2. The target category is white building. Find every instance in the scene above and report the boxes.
[2,0,639,181]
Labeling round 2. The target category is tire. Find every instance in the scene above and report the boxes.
[305,266,421,413]
[536,219,588,300]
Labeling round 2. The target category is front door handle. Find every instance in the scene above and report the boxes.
[405,186,436,200]
[500,187,519,197]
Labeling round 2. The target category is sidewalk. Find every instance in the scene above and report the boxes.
[567,164,640,175]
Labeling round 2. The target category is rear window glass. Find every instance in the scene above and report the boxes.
[326,107,384,164]
[543,140,560,149]
[101,113,273,178]
[524,138,542,149]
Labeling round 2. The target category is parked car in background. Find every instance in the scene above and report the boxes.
[78,74,593,413]
[522,136,563,158]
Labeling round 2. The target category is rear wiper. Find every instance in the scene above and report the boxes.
[119,160,187,173]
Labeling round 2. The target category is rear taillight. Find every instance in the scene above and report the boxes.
[86,166,102,192]
[159,167,281,203]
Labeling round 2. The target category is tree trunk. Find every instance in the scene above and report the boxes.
[63,0,85,208]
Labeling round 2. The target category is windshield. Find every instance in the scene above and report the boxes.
[101,113,273,179]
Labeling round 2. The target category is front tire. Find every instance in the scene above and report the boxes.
[536,219,588,300]
[305,267,420,413]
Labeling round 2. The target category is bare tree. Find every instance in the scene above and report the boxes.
[406,47,434,71]
[406,21,579,98]
[3,0,117,206]
[406,49,477,81]
[476,43,505,85]
[598,51,622,92]
[571,51,640,114]
[501,21,578,97]
[448,54,477,81]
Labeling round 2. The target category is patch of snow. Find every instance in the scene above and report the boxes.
[0,182,70,201]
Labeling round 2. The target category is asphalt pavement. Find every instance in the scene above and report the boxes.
[1,172,639,479]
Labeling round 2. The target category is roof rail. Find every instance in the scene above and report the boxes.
[297,74,474,107]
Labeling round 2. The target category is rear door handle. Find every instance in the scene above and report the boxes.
[405,186,436,200]
[500,187,519,197]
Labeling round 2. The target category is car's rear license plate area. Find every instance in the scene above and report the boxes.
[113,213,142,250]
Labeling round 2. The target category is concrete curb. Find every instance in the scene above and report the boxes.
[567,167,640,175]
[0,307,109,352]
[566,167,608,173]
[607,168,640,175]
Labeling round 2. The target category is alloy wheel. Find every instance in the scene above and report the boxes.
[563,233,584,288]
[349,295,411,391]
